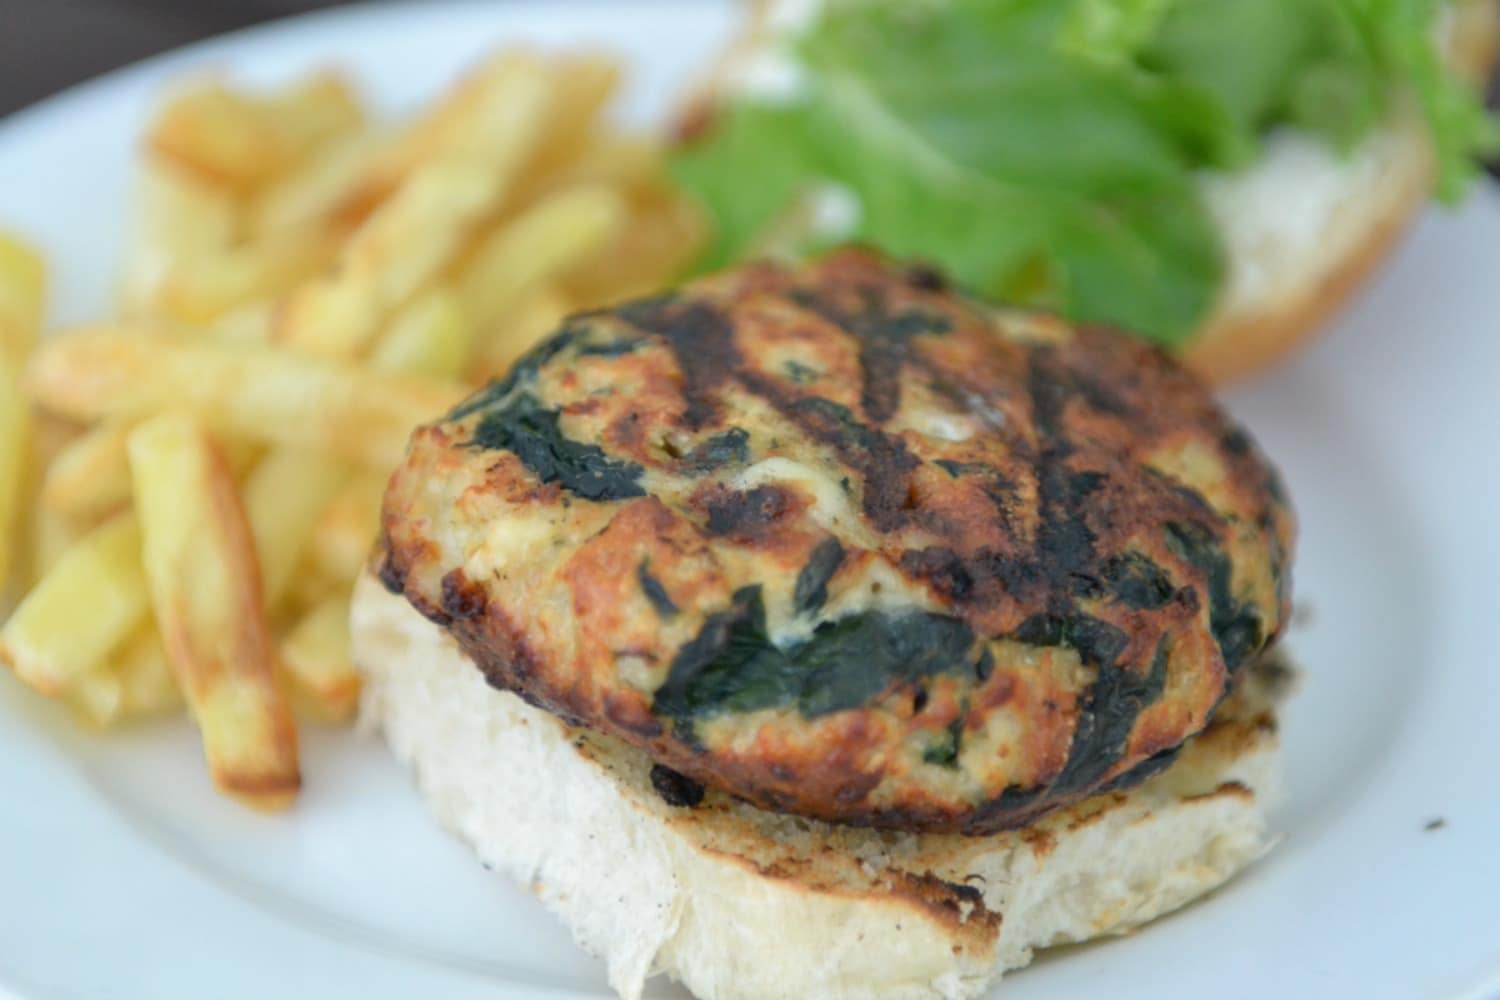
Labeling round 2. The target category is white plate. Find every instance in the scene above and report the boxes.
[2,3,1498,998]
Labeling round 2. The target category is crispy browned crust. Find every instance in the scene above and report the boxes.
[379,249,1293,834]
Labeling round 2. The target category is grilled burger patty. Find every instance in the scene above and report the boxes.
[378,250,1294,835]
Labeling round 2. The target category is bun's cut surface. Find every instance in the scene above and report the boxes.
[354,573,1290,1000]
[377,250,1293,835]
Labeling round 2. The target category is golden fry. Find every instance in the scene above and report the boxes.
[261,73,365,157]
[220,437,264,480]
[0,230,47,362]
[67,667,125,729]
[514,131,660,207]
[510,55,622,193]
[560,184,706,307]
[0,353,29,588]
[40,419,132,521]
[27,329,464,470]
[120,158,238,320]
[147,73,362,194]
[0,513,149,695]
[369,287,474,379]
[17,413,82,589]
[281,598,359,724]
[128,413,299,810]
[249,127,389,238]
[458,184,625,329]
[29,411,82,471]
[210,301,276,344]
[69,626,184,727]
[277,160,500,359]
[468,284,572,383]
[340,50,555,214]
[115,628,185,718]
[307,473,384,586]
[242,447,348,610]
[152,226,337,326]
[284,563,343,616]
[66,632,181,728]
[27,508,80,586]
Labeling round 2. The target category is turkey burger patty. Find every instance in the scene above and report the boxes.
[377,249,1294,835]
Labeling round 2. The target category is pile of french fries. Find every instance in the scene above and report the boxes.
[0,51,703,811]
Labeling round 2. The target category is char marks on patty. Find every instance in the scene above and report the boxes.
[379,249,1294,834]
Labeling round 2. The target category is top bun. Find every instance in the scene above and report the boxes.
[689,0,1500,386]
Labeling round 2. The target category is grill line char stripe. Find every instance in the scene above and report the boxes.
[615,294,740,430]
[787,283,953,424]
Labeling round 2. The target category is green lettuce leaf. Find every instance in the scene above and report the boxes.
[1335,0,1500,199]
[672,0,1495,346]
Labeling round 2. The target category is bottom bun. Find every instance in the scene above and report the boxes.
[353,572,1289,1000]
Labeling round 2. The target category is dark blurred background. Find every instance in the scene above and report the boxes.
[0,0,352,116]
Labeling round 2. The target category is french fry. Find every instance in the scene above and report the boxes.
[285,563,343,617]
[67,667,125,729]
[339,50,555,215]
[221,437,264,480]
[147,82,281,189]
[128,413,299,810]
[27,329,464,470]
[0,230,46,362]
[260,73,365,157]
[509,55,622,192]
[458,184,625,330]
[243,448,348,610]
[17,413,82,589]
[115,628,185,718]
[369,287,474,379]
[120,158,238,319]
[0,513,149,695]
[28,508,80,585]
[40,420,132,521]
[248,127,389,238]
[0,353,29,588]
[211,300,276,344]
[152,226,338,326]
[68,627,184,728]
[560,184,705,307]
[277,160,500,358]
[30,411,82,472]
[468,284,573,383]
[307,473,384,586]
[344,162,498,304]
[39,420,251,515]
[514,131,660,207]
[147,73,362,194]
[281,598,359,724]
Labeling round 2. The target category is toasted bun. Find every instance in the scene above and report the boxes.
[699,0,1500,386]
[354,572,1288,1000]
